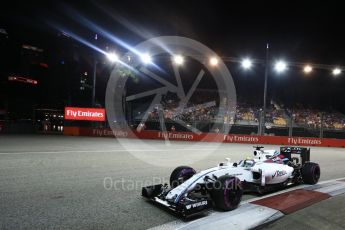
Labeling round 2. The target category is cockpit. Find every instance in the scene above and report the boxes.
[238,159,256,168]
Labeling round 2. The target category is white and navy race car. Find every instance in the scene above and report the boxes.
[142,146,320,217]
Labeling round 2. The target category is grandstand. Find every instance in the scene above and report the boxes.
[127,91,345,138]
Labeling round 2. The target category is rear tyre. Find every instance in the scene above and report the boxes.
[301,162,320,184]
[169,166,196,188]
[211,175,243,211]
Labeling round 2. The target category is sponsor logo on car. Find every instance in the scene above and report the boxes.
[185,200,208,210]
[272,170,287,179]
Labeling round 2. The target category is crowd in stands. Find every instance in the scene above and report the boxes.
[234,102,288,126]
[235,103,259,123]
[147,91,220,122]
[323,112,345,130]
[292,106,345,130]
[141,91,345,130]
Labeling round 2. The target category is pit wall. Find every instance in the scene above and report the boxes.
[64,126,345,148]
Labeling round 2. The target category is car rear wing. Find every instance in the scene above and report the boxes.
[280,146,310,165]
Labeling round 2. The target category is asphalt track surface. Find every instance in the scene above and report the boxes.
[1,135,345,229]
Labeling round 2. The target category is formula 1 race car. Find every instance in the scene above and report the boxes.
[142,146,320,217]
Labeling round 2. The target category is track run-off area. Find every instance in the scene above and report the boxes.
[1,135,345,229]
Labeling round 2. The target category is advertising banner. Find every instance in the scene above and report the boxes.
[64,107,106,121]
[63,127,345,148]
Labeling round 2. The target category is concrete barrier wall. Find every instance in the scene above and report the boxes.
[64,126,345,148]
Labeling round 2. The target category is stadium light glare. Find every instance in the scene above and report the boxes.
[209,57,219,66]
[332,68,341,76]
[303,65,313,73]
[106,52,119,62]
[173,55,184,65]
[274,61,287,72]
[140,53,152,64]
[241,58,252,69]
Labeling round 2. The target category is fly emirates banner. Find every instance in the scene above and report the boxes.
[64,107,106,121]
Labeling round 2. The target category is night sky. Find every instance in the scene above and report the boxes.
[1,0,345,116]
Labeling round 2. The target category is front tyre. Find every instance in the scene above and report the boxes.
[211,176,243,211]
[301,162,320,184]
[169,166,196,188]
